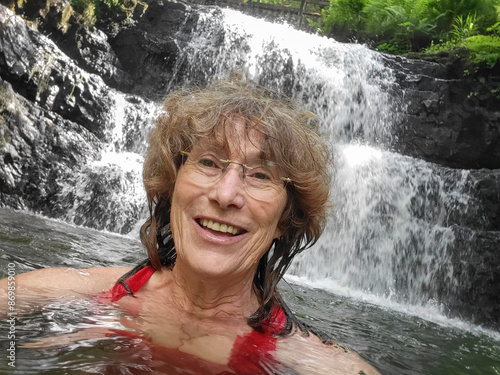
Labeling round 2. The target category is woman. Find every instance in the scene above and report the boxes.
[1,79,380,374]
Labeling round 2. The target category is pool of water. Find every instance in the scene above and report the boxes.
[1,208,499,374]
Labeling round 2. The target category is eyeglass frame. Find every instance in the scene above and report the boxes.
[179,151,292,187]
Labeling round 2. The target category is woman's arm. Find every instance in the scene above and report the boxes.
[0,266,131,316]
[277,331,381,375]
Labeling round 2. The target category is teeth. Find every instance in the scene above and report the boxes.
[201,219,239,235]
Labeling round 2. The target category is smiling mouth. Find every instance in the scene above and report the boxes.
[198,219,243,235]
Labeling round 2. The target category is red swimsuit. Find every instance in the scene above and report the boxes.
[99,266,288,374]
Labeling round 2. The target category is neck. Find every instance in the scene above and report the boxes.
[168,261,261,320]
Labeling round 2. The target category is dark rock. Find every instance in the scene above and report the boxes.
[0,76,101,213]
[110,1,199,100]
[387,55,500,170]
[32,0,135,92]
[447,228,500,328]
[0,6,116,140]
[0,5,153,233]
[468,169,500,231]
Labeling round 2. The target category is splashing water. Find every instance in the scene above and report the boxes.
[289,145,472,306]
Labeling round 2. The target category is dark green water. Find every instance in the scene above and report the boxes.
[0,208,499,374]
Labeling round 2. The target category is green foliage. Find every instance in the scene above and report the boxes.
[259,0,285,5]
[425,0,498,34]
[256,0,303,6]
[451,14,478,41]
[488,21,500,35]
[3,0,147,32]
[70,0,97,26]
[311,0,500,63]
[318,0,367,36]
[364,0,431,34]
[462,35,500,66]
[59,3,74,32]
[376,42,405,54]
[425,35,500,67]
[361,0,439,52]
[487,3,500,35]
[69,0,133,27]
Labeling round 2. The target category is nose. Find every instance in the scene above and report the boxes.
[208,164,245,209]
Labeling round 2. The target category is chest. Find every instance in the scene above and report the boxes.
[113,291,250,365]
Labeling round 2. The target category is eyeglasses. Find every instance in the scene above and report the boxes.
[180,151,291,202]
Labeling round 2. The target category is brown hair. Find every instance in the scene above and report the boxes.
[135,78,332,333]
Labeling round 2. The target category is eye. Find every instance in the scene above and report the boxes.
[247,168,273,181]
[197,154,223,169]
[252,171,271,180]
[199,158,216,168]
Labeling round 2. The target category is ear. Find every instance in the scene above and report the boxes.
[273,227,282,239]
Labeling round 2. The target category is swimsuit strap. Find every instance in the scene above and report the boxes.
[98,265,156,302]
[262,304,288,335]
[227,305,287,374]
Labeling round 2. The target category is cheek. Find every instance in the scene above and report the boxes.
[169,199,182,250]
[262,196,288,239]
[170,186,183,226]
[171,170,198,209]
[170,174,195,240]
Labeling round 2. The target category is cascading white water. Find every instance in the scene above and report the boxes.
[174,8,400,145]
[58,92,158,234]
[290,145,472,306]
[170,8,477,312]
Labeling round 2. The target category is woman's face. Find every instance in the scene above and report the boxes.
[170,120,288,281]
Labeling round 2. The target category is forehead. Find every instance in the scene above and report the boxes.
[195,117,268,159]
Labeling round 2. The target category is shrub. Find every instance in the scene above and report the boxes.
[314,0,500,58]
[462,34,500,66]
[451,14,479,41]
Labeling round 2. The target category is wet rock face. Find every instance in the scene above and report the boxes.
[0,77,101,214]
[0,3,159,233]
[110,1,199,100]
[0,5,116,140]
[0,2,113,219]
[30,0,134,93]
[389,55,500,170]
[448,226,500,328]
[386,54,500,328]
[32,0,199,100]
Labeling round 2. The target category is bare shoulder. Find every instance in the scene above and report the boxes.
[0,266,131,297]
[276,330,381,375]
[0,266,132,317]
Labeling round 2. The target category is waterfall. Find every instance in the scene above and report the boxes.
[167,8,480,314]
[57,92,158,234]
[291,146,472,307]
[173,8,400,145]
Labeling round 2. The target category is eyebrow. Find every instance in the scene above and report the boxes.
[194,142,270,163]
